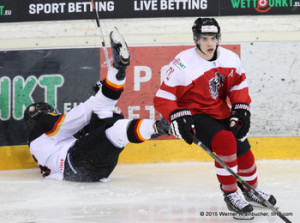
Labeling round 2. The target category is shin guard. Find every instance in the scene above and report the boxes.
[212,130,238,193]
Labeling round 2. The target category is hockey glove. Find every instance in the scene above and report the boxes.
[151,117,171,139]
[230,103,251,141]
[169,109,196,145]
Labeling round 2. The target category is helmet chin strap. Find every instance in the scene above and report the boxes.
[196,43,206,55]
[196,43,219,59]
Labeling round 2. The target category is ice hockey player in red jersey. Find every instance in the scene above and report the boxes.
[154,18,276,216]
[24,28,169,182]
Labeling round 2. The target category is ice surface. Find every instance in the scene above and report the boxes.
[0,160,298,223]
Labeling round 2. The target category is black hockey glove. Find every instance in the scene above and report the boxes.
[169,109,196,145]
[230,103,251,141]
[151,117,171,139]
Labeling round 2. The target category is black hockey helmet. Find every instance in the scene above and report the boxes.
[192,18,221,42]
[24,102,56,130]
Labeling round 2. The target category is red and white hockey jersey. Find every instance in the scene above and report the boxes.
[154,46,251,121]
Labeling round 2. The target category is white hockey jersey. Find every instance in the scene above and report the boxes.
[28,97,95,180]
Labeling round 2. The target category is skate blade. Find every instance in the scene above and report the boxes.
[110,27,130,62]
[233,212,254,220]
[249,203,265,208]
[247,200,271,208]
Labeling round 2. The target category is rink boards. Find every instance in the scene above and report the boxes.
[0,137,299,170]
[1,16,299,170]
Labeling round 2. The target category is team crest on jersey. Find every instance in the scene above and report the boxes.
[172,58,186,70]
[209,72,225,99]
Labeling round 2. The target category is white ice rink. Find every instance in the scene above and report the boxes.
[0,160,298,223]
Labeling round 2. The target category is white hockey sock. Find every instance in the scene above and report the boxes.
[93,67,126,119]
[126,119,156,143]
[106,67,126,87]
[138,119,156,140]
[93,87,117,119]
[105,119,156,148]
[105,119,131,148]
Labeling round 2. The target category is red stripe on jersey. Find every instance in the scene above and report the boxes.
[46,114,66,137]
[153,97,178,122]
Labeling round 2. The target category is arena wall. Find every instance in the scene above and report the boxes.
[0,15,299,169]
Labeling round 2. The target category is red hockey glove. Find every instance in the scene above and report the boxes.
[230,103,251,141]
[169,109,196,145]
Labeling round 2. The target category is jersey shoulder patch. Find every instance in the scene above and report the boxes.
[172,58,187,71]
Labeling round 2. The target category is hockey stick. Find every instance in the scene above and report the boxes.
[191,135,292,223]
[90,0,112,69]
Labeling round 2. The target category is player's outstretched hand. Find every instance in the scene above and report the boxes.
[151,117,171,139]
[169,109,196,144]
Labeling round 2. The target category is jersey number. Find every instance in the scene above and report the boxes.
[166,67,174,81]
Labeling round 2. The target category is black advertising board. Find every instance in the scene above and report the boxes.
[119,0,219,18]
[221,0,300,15]
[0,0,17,22]
[1,0,299,23]
[0,0,219,22]
[0,48,100,146]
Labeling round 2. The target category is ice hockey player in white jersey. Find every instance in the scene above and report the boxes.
[154,18,276,217]
[24,28,169,182]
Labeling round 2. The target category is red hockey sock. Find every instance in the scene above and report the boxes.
[211,130,237,193]
[237,150,258,189]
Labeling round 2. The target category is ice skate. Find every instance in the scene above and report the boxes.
[238,182,277,208]
[224,191,254,220]
[151,117,170,139]
[110,27,130,80]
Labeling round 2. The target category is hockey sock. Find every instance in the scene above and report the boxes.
[127,119,156,143]
[211,130,238,193]
[106,119,156,148]
[101,67,125,100]
[237,150,258,190]
[105,119,131,148]
[93,68,125,118]
[93,91,117,119]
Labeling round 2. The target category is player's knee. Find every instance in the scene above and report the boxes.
[106,119,130,148]
[211,130,237,155]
